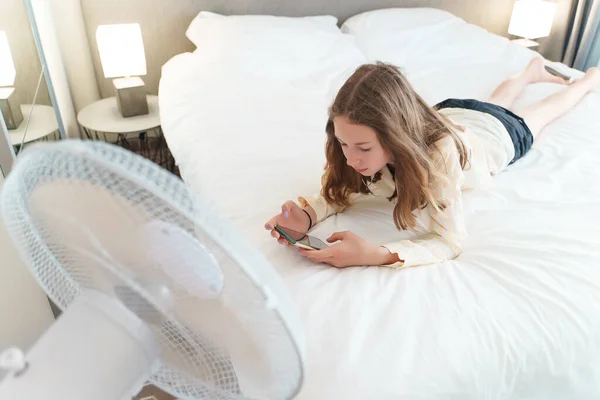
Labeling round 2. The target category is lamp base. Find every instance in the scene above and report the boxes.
[0,87,23,130]
[113,77,149,118]
[511,38,539,48]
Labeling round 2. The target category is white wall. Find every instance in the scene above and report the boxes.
[49,0,100,113]
[0,177,55,351]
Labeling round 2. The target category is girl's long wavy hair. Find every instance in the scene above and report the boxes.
[322,62,469,230]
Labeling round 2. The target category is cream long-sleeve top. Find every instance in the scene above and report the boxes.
[298,110,513,268]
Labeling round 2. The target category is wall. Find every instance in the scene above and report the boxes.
[78,0,575,99]
[0,177,55,351]
[0,0,50,107]
[48,0,100,113]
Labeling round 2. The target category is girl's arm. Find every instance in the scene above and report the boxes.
[382,137,467,268]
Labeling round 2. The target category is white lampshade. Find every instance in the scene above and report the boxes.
[96,23,147,79]
[508,0,557,40]
[0,31,16,87]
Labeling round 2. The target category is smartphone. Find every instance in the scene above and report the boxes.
[274,225,328,250]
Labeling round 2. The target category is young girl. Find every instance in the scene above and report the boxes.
[265,58,600,269]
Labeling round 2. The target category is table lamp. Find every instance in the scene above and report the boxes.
[0,30,23,130]
[508,0,557,47]
[96,23,148,118]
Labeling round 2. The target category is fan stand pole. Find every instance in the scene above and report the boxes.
[0,290,160,400]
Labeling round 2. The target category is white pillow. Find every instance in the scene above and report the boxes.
[186,11,340,53]
[188,11,339,37]
[340,7,532,106]
[183,11,360,81]
[341,7,458,34]
[340,8,512,76]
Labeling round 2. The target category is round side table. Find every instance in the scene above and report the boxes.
[77,95,178,175]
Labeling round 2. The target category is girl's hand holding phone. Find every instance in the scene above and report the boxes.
[264,201,311,246]
[298,231,401,268]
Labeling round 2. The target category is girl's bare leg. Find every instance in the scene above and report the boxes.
[488,57,568,110]
[518,67,600,138]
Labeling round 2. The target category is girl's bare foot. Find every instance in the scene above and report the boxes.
[525,57,569,85]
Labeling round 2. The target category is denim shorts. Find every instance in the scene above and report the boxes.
[435,98,534,164]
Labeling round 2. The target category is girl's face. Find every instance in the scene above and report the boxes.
[333,115,392,176]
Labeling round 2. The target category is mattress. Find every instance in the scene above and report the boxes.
[158,19,600,399]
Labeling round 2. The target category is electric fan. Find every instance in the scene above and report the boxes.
[0,140,305,400]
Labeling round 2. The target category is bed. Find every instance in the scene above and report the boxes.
[158,9,600,399]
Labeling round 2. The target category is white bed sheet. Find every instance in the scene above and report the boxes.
[159,27,600,399]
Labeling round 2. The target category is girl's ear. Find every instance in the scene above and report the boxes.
[385,149,395,164]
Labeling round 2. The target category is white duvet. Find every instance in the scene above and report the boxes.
[159,15,600,400]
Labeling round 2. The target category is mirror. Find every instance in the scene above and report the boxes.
[0,0,64,171]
